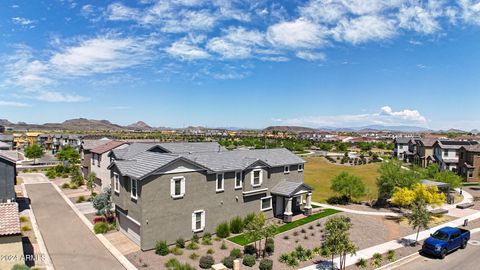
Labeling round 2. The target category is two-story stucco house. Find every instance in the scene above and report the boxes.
[80,138,112,178]
[90,141,128,189]
[108,143,312,250]
[458,144,480,182]
[433,140,479,172]
[0,151,18,203]
[413,138,437,168]
[393,137,411,160]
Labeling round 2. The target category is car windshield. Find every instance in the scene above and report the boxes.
[432,231,450,241]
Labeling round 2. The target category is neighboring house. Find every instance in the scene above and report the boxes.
[433,140,479,172]
[413,139,437,168]
[0,151,17,203]
[0,141,10,150]
[0,135,13,149]
[403,139,418,163]
[37,134,54,150]
[0,203,23,270]
[108,143,312,250]
[0,125,4,133]
[90,141,128,189]
[393,137,411,159]
[80,138,111,178]
[26,132,42,146]
[458,144,480,182]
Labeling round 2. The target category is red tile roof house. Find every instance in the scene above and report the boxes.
[90,141,129,190]
[0,203,24,270]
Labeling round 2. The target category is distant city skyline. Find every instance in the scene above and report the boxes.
[0,1,479,130]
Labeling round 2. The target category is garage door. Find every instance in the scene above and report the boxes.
[117,210,141,246]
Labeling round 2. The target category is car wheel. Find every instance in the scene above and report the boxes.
[440,249,447,259]
[461,240,467,249]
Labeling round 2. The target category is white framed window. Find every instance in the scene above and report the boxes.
[170,176,186,198]
[113,173,120,193]
[260,196,272,211]
[192,210,205,232]
[216,173,224,192]
[251,169,263,187]
[131,178,138,200]
[235,171,243,189]
[298,164,304,172]
[284,165,290,174]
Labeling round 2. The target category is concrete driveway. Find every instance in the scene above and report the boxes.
[24,174,125,270]
[20,173,50,184]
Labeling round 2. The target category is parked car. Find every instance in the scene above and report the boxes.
[422,226,470,259]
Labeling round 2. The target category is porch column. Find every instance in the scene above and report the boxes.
[283,197,293,223]
[304,193,312,216]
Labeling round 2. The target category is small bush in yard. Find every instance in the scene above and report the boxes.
[199,255,215,269]
[230,216,244,233]
[155,241,169,256]
[21,225,31,232]
[164,258,195,270]
[93,222,108,234]
[222,256,234,269]
[243,213,256,227]
[220,241,227,250]
[192,234,200,243]
[170,246,183,255]
[216,222,230,238]
[242,254,256,267]
[244,244,257,255]
[283,235,289,240]
[265,238,274,254]
[186,241,199,250]
[387,249,396,261]
[259,259,273,270]
[230,248,242,259]
[61,182,70,189]
[356,258,367,268]
[207,248,214,255]
[189,252,199,260]
[76,195,86,203]
[372,252,382,261]
[176,238,185,248]
[11,264,30,270]
[93,216,106,224]
[69,182,78,189]
[19,216,28,223]
[279,253,290,263]
[286,256,299,268]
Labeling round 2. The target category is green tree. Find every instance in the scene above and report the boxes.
[57,146,81,168]
[87,172,96,195]
[261,223,278,258]
[330,172,367,203]
[336,142,349,152]
[376,160,419,204]
[319,142,333,151]
[434,170,462,188]
[422,164,440,179]
[408,200,431,245]
[357,142,372,151]
[244,213,265,258]
[24,144,44,165]
[92,188,112,217]
[323,216,357,270]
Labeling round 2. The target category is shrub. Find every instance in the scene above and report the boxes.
[93,222,108,234]
[201,233,212,245]
[46,169,56,179]
[220,241,227,250]
[308,225,314,230]
[230,248,242,259]
[76,195,86,203]
[279,253,290,263]
[207,248,214,255]
[192,234,200,243]
[293,231,299,236]
[155,241,169,256]
[244,244,257,255]
[242,254,256,267]
[243,213,256,227]
[62,173,69,178]
[69,182,78,189]
[176,238,185,248]
[93,216,106,224]
[316,222,321,227]
[21,225,31,232]
[356,258,367,268]
[230,216,244,234]
[216,222,230,238]
[11,264,30,270]
[164,258,196,270]
[387,249,396,262]
[19,216,28,223]
[259,259,273,270]
[265,238,274,254]
[170,246,183,256]
[61,182,70,189]
[286,256,299,268]
[283,235,289,240]
[199,255,215,269]
[186,241,199,250]
[301,228,306,234]
[189,252,199,260]
[372,252,382,261]
[222,256,234,269]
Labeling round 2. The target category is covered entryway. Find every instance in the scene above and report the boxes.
[271,181,314,223]
[116,208,141,246]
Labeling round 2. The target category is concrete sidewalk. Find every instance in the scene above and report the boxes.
[300,210,480,270]
[311,202,400,217]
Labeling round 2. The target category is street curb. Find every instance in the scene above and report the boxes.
[21,183,55,270]
[50,181,137,270]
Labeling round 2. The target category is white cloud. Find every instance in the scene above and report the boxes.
[161,10,216,33]
[35,91,90,102]
[106,3,140,21]
[206,27,266,59]
[296,51,326,61]
[12,17,35,26]
[458,0,480,25]
[267,19,327,48]
[332,15,396,44]
[206,38,251,59]
[166,38,210,60]
[0,101,29,107]
[274,106,428,127]
[398,5,440,34]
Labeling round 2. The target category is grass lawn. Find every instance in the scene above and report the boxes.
[227,208,340,246]
[304,156,381,202]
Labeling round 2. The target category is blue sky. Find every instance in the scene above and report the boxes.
[0,0,479,130]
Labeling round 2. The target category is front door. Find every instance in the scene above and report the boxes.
[274,196,284,216]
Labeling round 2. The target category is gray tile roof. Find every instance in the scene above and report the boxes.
[158,142,227,154]
[395,138,411,144]
[0,141,10,148]
[271,181,314,197]
[111,143,158,160]
[112,152,179,179]
[0,203,21,236]
[0,134,13,141]
[0,150,19,162]
[435,140,479,150]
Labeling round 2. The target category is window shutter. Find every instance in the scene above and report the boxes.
[170,179,175,197]
[201,211,205,230]
[191,212,196,231]
[181,178,185,196]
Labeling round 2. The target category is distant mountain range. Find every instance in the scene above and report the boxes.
[0,118,477,133]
